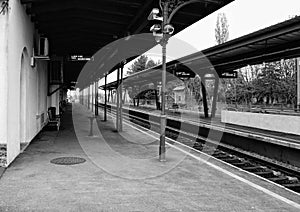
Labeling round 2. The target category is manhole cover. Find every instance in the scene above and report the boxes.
[50,157,86,165]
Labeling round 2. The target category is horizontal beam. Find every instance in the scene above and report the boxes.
[37,19,126,30]
[30,2,137,17]
[37,25,121,36]
[36,15,129,26]
[46,29,118,37]
[48,34,114,42]
[22,0,143,7]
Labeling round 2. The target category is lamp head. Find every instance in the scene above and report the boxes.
[164,24,174,35]
[148,8,163,21]
[150,24,162,32]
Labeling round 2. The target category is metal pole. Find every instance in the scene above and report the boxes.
[95,81,99,116]
[211,77,219,118]
[123,87,127,104]
[154,82,159,110]
[119,65,124,131]
[201,78,209,118]
[91,84,94,112]
[159,2,168,162]
[86,88,88,107]
[88,86,90,109]
[234,78,237,109]
[104,74,107,121]
[116,68,120,131]
[296,58,300,110]
[79,91,81,104]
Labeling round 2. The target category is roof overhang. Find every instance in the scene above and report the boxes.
[100,16,300,89]
[21,0,234,88]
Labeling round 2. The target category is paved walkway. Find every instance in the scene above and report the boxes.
[0,103,299,211]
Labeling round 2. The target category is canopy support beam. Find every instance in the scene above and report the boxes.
[116,68,120,131]
[201,79,209,118]
[211,77,219,118]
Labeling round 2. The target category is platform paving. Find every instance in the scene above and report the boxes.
[0,103,299,211]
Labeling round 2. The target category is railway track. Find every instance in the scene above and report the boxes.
[99,103,300,193]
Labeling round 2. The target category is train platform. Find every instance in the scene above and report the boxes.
[106,103,300,149]
[0,103,299,211]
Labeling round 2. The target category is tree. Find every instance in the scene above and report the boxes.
[127,55,158,75]
[224,59,297,107]
[146,59,157,69]
[215,13,229,105]
[187,75,202,107]
[127,55,159,106]
[215,13,229,45]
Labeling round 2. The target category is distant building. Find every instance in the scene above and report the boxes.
[173,86,186,104]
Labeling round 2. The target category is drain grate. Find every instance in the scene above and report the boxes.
[50,157,86,165]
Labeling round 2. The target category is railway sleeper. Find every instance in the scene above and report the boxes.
[214,154,230,159]
[223,158,241,164]
[211,150,224,156]
[252,171,274,178]
[230,162,248,168]
[267,176,289,184]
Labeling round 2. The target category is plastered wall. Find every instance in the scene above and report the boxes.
[0,0,60,165]
[0,1,8,145]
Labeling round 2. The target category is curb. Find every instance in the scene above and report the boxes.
[0,167,6,179]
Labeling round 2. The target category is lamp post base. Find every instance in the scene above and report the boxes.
[88,116,96,136]
[159,145,166,162]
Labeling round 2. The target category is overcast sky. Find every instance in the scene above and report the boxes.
[101,0,300,84]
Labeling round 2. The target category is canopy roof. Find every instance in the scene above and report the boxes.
[21,0,234,87]
[100,16,300,90]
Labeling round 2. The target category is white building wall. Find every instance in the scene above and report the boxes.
[0,0,56,165]
[0,1,8,144]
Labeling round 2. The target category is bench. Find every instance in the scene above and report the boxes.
[46,109,60,131]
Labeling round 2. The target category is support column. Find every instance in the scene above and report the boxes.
[83,89,85,106]
[91,84,94,112]
[296,58,300,110]
[95,81,99,116]
[86,88,88,107]
[87,86,90,109]
[137,86,140,107]
[119,65,124,131]
[159,2,169,162]
[211,77,219,118]
[116,68,120,131]
[104,75,107,121]
[154,82,159,110]
[107,89,110,103]
[201,78,209,118]
[123,87,127,104]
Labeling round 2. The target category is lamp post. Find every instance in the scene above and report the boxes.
[148,0,201,161]
[159,2,169,162]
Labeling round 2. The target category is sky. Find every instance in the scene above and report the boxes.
[100,0,300,85]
